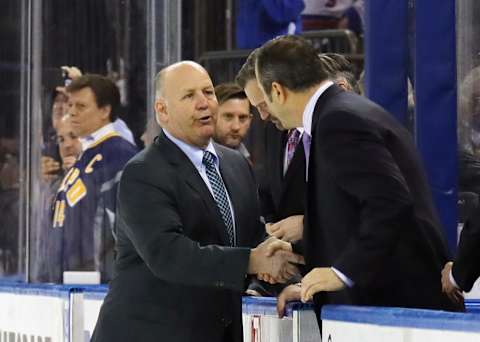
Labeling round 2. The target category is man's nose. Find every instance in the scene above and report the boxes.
[231,118,240,131]
[63,139,73,148]
[196,93,209,109]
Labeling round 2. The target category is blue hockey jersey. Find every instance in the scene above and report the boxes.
[52,132,137,282]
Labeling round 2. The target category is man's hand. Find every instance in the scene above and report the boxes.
[441,261,464,304]
[256,237,303,283]
[277,284,302,318]
[248,237,304,284]
[267,215,304,242]
[41,156,61,182]
[301,267,345,302]
[61,66,83,80]
[56,66,83,95]
[62,156,77,170]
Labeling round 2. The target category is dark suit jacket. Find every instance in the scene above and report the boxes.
[92,132,264,342]
[304,85,462,312]
[453,206,480,291]
[259,122,306,223]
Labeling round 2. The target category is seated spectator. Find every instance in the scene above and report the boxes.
[51,74,138,282]
[236,0,305,49]
[213,83,253,161]
[302,0,364,35]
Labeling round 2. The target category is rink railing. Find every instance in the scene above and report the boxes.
[0,283,479,342]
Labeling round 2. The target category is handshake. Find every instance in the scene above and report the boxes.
[248,237,304,284]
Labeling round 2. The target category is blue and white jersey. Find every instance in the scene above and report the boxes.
[52,129,137,282]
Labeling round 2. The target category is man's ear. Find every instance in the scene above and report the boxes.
[271,82,287,104]
[336,78,352,92]
[155,99,167,125]
[100,105,112,121]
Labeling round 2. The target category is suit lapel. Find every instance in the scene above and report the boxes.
[282,139,305,192]
[156,133,231,245]
[182,168,231,246]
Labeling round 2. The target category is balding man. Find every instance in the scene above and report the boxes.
[91,61,303,342]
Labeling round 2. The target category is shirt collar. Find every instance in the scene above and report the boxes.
[302,81,334,137]
[79,122,117,151]
[163,129,218,169]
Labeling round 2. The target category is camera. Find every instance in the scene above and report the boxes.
[61,69,72,86]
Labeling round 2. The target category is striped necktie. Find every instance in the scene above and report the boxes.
[202,151,235,246]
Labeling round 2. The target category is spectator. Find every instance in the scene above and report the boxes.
[59,66,136,146]
[236,0,305,49]
[32,115,82,282]
[302,0,364,35]
[51,74,138,282]
[41,89,69,182]
[0,138,19,276]
[213,83,253,161]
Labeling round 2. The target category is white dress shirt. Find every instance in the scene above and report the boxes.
[163,129,237,244]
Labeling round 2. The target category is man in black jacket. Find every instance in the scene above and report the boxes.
[254,35,462,318]
[236,50,306,243]
[91,61,302,342]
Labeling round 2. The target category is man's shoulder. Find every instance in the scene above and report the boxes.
[98,135,138,155]
[122,143,170,178]
[214,142,246,163]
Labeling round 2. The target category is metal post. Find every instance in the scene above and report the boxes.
[146,0,182,122]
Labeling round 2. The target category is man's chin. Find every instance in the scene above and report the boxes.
[224,138,242,149]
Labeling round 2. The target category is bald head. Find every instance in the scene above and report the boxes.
[155,61,209,100]
[154,61,218,148]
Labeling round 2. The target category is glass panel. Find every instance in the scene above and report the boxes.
[457,0,480,225]
[29,0,149,283]
[0,1,25,281]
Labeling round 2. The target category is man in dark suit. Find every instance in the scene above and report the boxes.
[442,207,480,302]
[91,61,302,342]
[236,49,306,244]
[235,51,360,245]
[254,35,462,317]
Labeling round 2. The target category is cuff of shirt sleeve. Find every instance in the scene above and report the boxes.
[449,269,460,289]
[331,267,354,288]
